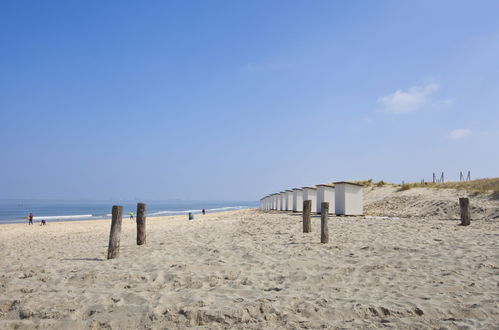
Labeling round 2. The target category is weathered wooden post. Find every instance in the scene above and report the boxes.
[136,202,147,245]
[321,202,329,243]
[303,200,311,233]
[107,205,123,259]
[459,197,471,226]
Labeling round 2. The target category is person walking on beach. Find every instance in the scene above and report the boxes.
[130,211,134,221]
[28,213,33,225]
[202,208,206,215]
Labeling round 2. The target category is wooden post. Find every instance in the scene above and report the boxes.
[303,200,311,233]
[136,203,147,245]
[107,205,123,259]
[321,202,329,243]
[459,198,471,226]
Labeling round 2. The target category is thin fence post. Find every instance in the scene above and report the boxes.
[459,198,471,226]
[320,202,329,243]
[303,200,312,233]
[107,205,123,259]
[136,203,147,245]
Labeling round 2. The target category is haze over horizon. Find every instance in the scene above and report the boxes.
[1,1,498,201]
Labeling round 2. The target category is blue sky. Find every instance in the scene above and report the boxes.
[1,1,498,201]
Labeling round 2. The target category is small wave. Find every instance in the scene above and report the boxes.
[33,214,94,220]
[1,218,28,224]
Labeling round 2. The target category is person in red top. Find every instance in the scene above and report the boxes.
[28,213,33,225]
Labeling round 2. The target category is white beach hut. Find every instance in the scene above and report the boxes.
[316,184,335,214]
[292,188,303,212]
[276,193,282,211]
[334,182,364,215]
[302,187,317,213]
[270,194,275,210]
[285,190,293,211]
[280,192,286,211]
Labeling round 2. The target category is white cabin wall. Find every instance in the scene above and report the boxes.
[293,190,303,212]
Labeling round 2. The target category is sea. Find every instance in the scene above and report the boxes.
[0,199,258,224]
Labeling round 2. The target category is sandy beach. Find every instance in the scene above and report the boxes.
[3,1,498,328]
[1,190,498,329]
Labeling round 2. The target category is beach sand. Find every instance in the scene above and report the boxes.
[0,197,498,329]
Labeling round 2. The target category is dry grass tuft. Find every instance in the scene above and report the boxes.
[397,183,411,191]
[348,179,390,187]
[394,178,499,194]
[436,178,499,195]
[352,179,373,186]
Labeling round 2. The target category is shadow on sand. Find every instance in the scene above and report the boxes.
[63,258,104,262]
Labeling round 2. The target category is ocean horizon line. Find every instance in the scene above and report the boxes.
[0,198,258,204]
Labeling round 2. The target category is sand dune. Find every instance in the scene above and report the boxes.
[364,186,499,220]
[0,191,498,329]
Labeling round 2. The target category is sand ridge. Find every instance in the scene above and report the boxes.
[364,186,499,220]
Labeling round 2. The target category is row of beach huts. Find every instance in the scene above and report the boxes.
[259,181,364,215]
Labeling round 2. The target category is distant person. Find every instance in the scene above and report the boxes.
[130,211,134,220]
[202,208,206,215]
[41,220,46,226]
[28,213,33,225]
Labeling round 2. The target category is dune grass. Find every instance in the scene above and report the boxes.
[395,178,499,194]
[346,178,499,195]
[349,179,392,187]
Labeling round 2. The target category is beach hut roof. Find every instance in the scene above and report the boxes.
[334,181,364,187]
